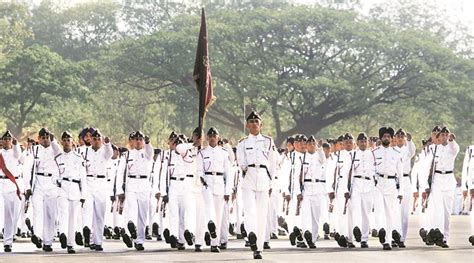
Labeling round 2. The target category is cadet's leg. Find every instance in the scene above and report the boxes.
[136,191,149,245]
[442,189,454,242]
[255,190,269,252]
[361,191,373,243]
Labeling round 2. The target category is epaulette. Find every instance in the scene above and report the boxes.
[54,153,63,160]
[221,146,228,151]
[73,151,82,158]
[372,146,380,153]
[238,136,248,143]
[392,147,400,153]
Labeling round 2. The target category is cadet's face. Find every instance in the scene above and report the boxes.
[381,134,392,145]
[2,137,12,148]
[336,142,343,151]
[344,140,354,151]
[85,133,92,143]
[246,119,261,135]
[323,147,331,157]
[357,139,368,150]
[301,141,307,152]
[135,137,144,149]
[431,132,438,143]
[61,138,73,151]
[396,135,406,145]
[112,150,119,159]
[208,134,219,147]
[92,136,102,147]
[286,143,294,151]
[307,142,316,152]
[192,134,201,145]
[39,135,50,147]
[438,133,449,144]
[294,141,302,152]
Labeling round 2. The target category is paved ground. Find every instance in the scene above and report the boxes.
[1,215,473,262]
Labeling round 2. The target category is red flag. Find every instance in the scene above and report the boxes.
[0,153,21,200]
[193,8,215,130]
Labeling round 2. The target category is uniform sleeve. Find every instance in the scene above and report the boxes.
[115,155,126,195]
[461,147,470,191]
[236,140,247,170]
[196,150,205,179]
[12,144,22,159]
[103,143,113,160]
[447,140,460,156]
[152,155,163,195]
[407,140,416,159]
[80,157,88,200]
[338,153,351,194]
[223,151,232,195]
[268,139,278,190]
[144,143,154,160]
[176,143,194,155]
[396,151,403,196]
[325,157,336,193]
[159,154,169,195]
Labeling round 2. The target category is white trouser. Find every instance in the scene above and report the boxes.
[168,192,196,244]
[265,191,279,242]
[220,201,230,243]
[111,199,124,229]
[126,191,150,244]
[379,193,398,245]
[285,197,302,236]
[82,187,107,245]
[235,187,244,234]
[371,187,385,230]
[2,191,21,246]
[57,196,80,247]
[399,186,412,242]
[334,192,352,241]
[242,188,269,252]
[431,188,454,242]
[351,190,373,242]
[194,190,206,246]
[32,188,57,246]
[202,188,224,246]
[301,193,324,243]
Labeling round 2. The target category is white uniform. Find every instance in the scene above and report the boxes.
[82,143,113,246]
[372,146,403,246]
[395,140,415,242]
[26,141,61,246]
[54,150,87,248]
[0,145,23,247]
[116,144,154,245]
[236,133,277,253]
[423,141,459,243]
[197,145,231,247]
[350,149,376,243]
[300,148,326,243]
[461,145,474,237]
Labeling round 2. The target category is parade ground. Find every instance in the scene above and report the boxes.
[2,215,472,263]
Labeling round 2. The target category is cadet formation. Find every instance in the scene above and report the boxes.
[0,111,473,259]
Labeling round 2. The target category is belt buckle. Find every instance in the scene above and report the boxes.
[384,174,388,179]
[212,172,216,176]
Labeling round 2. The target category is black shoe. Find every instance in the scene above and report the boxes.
[433,228,444,243]
[170,235,177,248]
[304,231,315,248]
[253,251,263,259]
[399,242,406,248]
[83,226,91,247]
[114,226,121,236]
[195,245,202,252]
[31,234,42,249]
[240,223,247,238]
[236,234,243,239]
[361,241,368,248]
[208,221,217,239]
[204,232,211,246]
[60,233,67,249]
[278,229,286,236]
[75,231,84,246]
[440,241,449,248]
[263,242,271,249]
[21,232,26,238]
[95,245,103,251]
[293,226,303,241]
[469,235,474,246]
[348,242,355,248]
[157,234,162,241]
[128,221,137,240]
[383,243,391,250]
[391,241,398,248]
[323,223,330,235]
[104,226,112,239]
[248,232,258,251]
[44,245,53,252]
[270,233,278,239]
[67,246,76,254]
[122,232,133,248]
[330,232,336,238]
[4,245,11,252]
[25,218,33,233]
[371,229,378,237]
[229,223,235,236]
[219,242,227,250]
[135,243,144,251]
[163,228,170,243]
[184,230,194,246]
[289,232,296,246]
[334,232,340,241]
[392,230,401,246]
[152,223,159,237]
[419,228,427,242]
[337,235,348,248]
[378,228,386,244]
[324,234,330,240]
[90,244,96,250]
[353,227,362,243]
[298,242,308,248]
[210,246,220,253]
[245,240,250,247]
[177,243,185,250]
[145,226,152,240]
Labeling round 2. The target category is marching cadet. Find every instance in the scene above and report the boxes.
[54,132,87,254]
[371,127,403,250]
[320,141,332,240]
[299,135,326,248]
[25,128,61,251]
[196,127,232,252]
[461,144,474,245]
[423,127,459,248]
[326,135,344,238]
[82,129,113,251]
[394,128,415,248]
[160,134,197,250]
[236,111,277,259]
[0,131,23,252]
[349,133,375,248]
[116,131,154,251]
